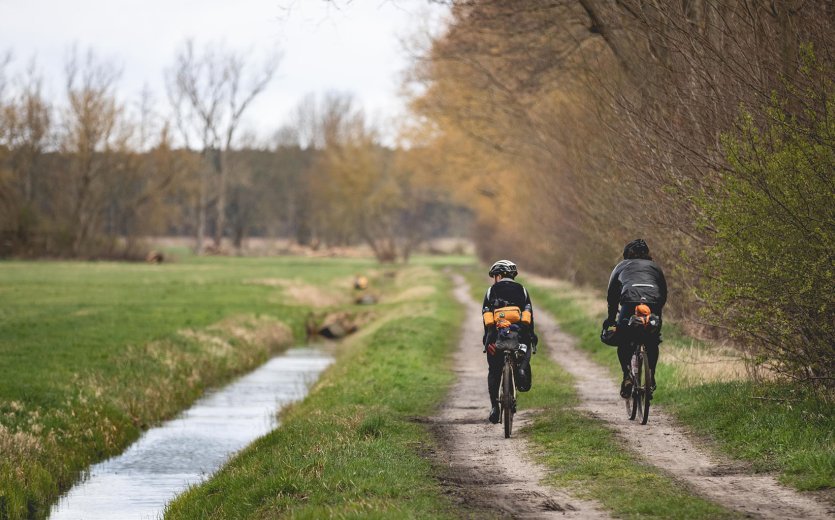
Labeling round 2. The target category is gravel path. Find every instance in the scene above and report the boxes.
[426,277,612,519]
[535,310,834,520]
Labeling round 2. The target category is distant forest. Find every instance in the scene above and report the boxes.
[0,44,468,262]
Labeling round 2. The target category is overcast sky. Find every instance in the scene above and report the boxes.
[0,0,448,143]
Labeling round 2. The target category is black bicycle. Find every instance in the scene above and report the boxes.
[495,328,526,438]
[625,341,652,424]
[623,305,659,425]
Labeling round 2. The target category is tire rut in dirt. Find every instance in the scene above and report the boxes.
[535,310,834,519]
[425,276,613,519]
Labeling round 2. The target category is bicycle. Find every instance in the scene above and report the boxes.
[623,304,660,425]
[495,326,527,438]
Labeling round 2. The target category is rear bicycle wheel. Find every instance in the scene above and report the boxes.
[640,348,652,425]
[628,352,639,421]
[502,361,514,438]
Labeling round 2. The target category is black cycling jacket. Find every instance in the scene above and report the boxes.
[482,278,535,346]
[606,259,667,321]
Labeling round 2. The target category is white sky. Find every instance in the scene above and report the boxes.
[0,0,448,143]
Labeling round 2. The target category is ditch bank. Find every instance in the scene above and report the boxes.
[50,347,332,519]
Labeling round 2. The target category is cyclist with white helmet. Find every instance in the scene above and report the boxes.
[482,260,537,424]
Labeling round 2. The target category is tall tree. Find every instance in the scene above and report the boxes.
[0,56,51,249]
[167,40,278,253]
[61,48,124,256]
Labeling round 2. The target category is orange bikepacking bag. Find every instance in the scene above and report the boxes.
[483,306,533,327]
[494,306,522,325]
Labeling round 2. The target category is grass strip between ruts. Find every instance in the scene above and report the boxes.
[464,267,739,519]
[523,276,834,493]
[165,269,464,519]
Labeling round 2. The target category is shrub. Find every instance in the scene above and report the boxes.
[697,55,834,392]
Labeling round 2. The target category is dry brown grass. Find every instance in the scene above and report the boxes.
[247,278,350,308]
[664,339,750,385]
[526,273,754,385]
[524,274,608,318]
[178,315,293,358]
[386,284,436,303]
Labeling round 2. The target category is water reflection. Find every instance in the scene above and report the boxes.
[50,347,332,520]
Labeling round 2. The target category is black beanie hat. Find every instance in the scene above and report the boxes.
[623,239,649,259]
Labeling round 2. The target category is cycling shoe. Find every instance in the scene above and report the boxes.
[620,378,633,399]
[489,404,500,424]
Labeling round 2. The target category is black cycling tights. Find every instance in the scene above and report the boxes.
[618,343,659,378]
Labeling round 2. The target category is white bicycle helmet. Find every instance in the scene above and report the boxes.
[488,259,518,279]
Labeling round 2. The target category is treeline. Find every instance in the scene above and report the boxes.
[408,1,834,389]
[0,44,464,261]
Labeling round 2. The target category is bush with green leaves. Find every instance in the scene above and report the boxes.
[698,61,834,391]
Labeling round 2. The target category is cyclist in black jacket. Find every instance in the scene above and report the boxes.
[482,260,536,424]
[603,239,667,398]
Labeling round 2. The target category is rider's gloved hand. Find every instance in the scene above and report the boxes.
[602,317,616,330]
[486,343,497,355]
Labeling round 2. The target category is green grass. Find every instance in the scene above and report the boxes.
[522,273,835,492]
[165,269,464,519]
[659,381,834,490]
[0,256,379,519]
[525,348,736,519]
[462,267,738,518]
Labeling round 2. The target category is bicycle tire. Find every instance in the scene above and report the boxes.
[502,360,514,438]
[628,350,639,421]
[640,348,651,425]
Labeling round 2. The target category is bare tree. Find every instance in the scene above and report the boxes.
[109,89,195,254]
[166,40,279,253]
[4,59,52,247]
[61,47,124,256]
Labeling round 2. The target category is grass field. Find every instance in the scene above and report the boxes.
[0,255,380,519]
[3,254,829,519]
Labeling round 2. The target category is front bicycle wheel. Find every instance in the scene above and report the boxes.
[502,361,514,438]
[639,348,652,425]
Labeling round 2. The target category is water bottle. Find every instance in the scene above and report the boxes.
[631,354,639,376]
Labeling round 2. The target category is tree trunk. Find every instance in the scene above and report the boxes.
[213,149,227,248]
[195,168,206,255]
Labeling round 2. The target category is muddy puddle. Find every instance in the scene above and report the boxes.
[50,346,332,520]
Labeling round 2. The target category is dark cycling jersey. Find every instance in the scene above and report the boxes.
[482,278,535,346]
[606,258,667,321]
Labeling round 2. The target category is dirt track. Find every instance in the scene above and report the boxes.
[427,277,612,519]
[534,310,834,519]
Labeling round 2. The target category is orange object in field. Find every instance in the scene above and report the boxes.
[635,304,652,317]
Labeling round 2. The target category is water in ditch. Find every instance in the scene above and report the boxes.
[49,346,333,520]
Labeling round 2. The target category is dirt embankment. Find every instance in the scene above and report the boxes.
[426,277,612,519]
